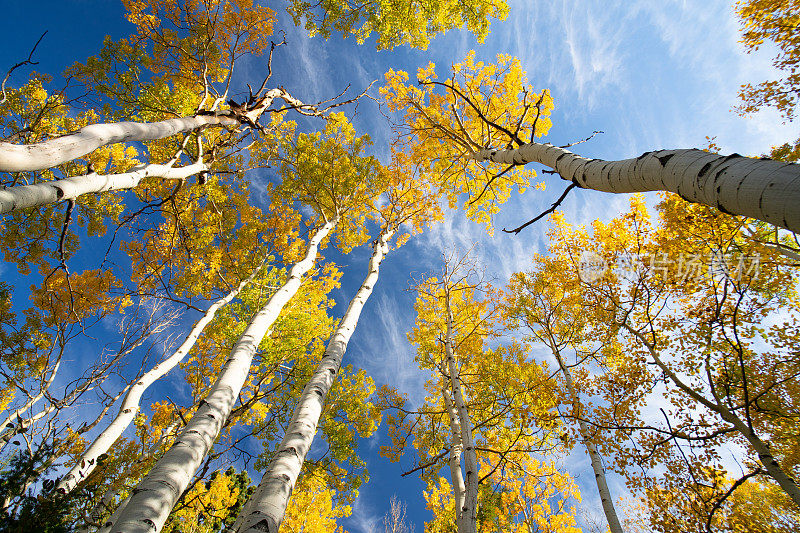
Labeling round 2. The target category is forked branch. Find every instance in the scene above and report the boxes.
[0,31,47,105]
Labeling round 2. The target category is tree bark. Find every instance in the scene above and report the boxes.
[444,294,478,533]
[56,260,267,495]
[442,387,466,523]
[548,342,624,533]
[231,228,394,533]
[0,161,207,214]
[474,144,800,233]
[0,116,235,172]
[0,86,312,174]
[108,220,336,533]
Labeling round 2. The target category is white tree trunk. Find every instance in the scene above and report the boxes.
[232,228,394,533]
[56,260,267,495]
[474,144,800,233]
[87,417,183,533]
[97,496,130,533]
[0,161,207,214]
[444,297,478,533]
[442,387,466,522]
[549,344,624,533]
[108,220,336,533]
[0,116,235,172]
[0,351,62,452]
[0,86,310,173]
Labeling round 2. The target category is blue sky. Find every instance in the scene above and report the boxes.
[1,0,799,531]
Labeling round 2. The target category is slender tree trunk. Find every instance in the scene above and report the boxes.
[0,86,309,173]
[89,418,182,533]
[0,116,235,172]
[474,144,800,233]
[232,228,394,533]
[548,342,624,533]
[442,387,466,522]
[624,324,800,508]
[444,295,478,533]
[97,496,130,533]
[0,351,63,453]
[56,260,267,495]
[0,161,207,214]
[108,220,336,533]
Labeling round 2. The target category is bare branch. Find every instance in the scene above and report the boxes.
[0,31,47,105]
[503,183,577,235]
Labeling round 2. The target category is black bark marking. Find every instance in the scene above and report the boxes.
[697,162,713,178]
[55,187,64,199]
[723,153,742,161]
[251,518,276,532]
[656,153,674,167]
[717,201,734,215]
[713,167,729,186]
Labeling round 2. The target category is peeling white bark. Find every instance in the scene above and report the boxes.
[0,161,207,214]
[0,116,235,173]
[442,387,466,522]
[232,228,394,533]
[444,297,477,533]
[549,343,624,533]
[474,144,800,233]
[56,261,267,495]
[108,220,336,533]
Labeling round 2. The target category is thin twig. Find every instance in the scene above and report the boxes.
[0,31,47,105]
[253,31,286,100]
[502,183,577,235]
[560,130,604,149]
[468,164,515,206]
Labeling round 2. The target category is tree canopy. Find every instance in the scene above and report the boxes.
[0,0,798,532]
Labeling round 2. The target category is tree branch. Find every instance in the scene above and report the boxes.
[503,183,576,234]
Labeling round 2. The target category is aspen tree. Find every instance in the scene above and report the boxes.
[392,255,578,532]
[232,227,394,533]
[538,195,800,526]
[55,258,269,495]
[108,219,335,533]
[382,53,800,233]
[232,152,442,532]
[506,267,625,533]
[109,111,381,533]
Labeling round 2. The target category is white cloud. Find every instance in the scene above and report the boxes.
[348,492,382,533]
[350,291,429,408]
